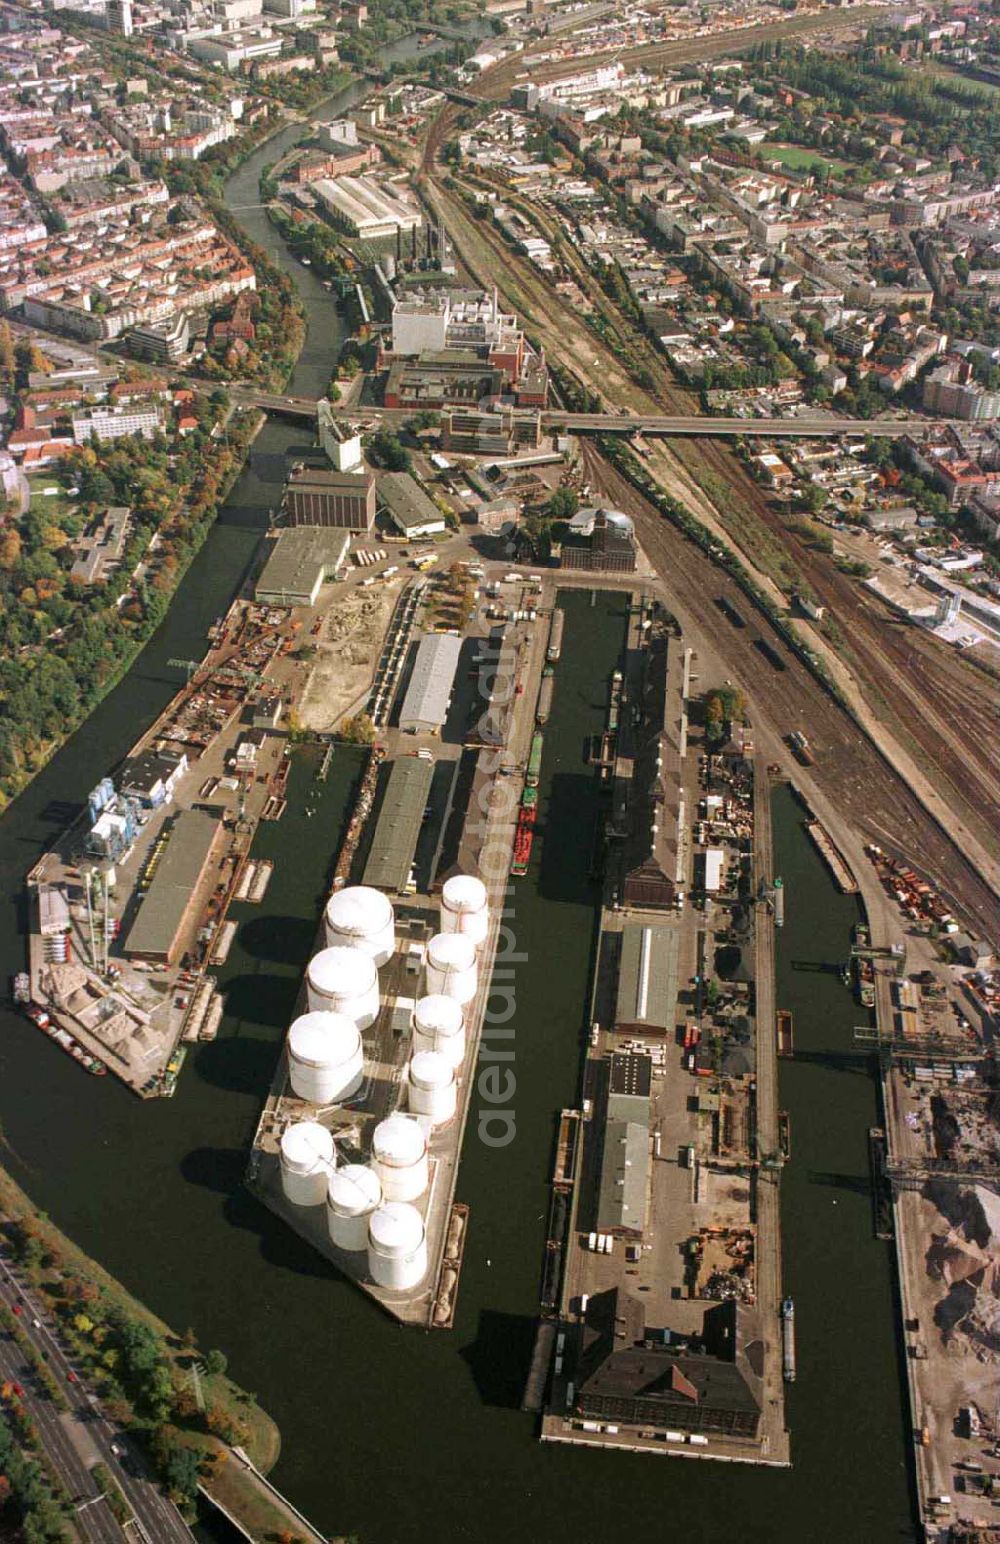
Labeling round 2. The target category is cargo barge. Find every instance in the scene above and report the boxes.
[776,1009,793,1058]
[805,819,858,894]
[547,607,564,662]
[511,804,536,878]
[526,730,544,789]
[781,1298,796,1383]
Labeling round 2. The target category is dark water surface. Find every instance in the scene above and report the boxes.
[0,103,915,1543]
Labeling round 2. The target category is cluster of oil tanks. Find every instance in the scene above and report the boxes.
[277,876,490,1292]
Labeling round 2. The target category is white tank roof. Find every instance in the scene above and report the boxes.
[369,1201,425,1255]
[427,932,476,972]
[280,1121,334,1173]
[442,874,488,913]
[413,994,464,1036]
[325,886,394,937]
[288,1011,361,1069]
[327,1163,382,1216]
[372,1112,426,1168]
[308,946,377,998]
[410,1049,455,1091]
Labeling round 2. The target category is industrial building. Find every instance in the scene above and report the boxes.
[254,527,349,607]
[118,750,188,809]
[596,1050,651,1237]
[124,809,222,964]
[362,755,435,892]
[285,465,376,533]
[383,353,505,411]
[313,175,421,239]
[574,1290,763,1439]
[614,923,679,1034]
[560,507,637,574]
[467,624,519,748]
[441,407,542,455]
[377,471,447,538]
[398,632,463,735]
[611,608,688,911]
[317,400,362,472]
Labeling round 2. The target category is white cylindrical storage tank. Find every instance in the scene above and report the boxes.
[287,1010,364,1105]
[424,932,478,1006]
[367,1201,428,1292]
[408,1049,457,1126]
[326,1163,382,1251]
[306,946,379,1029]
[412,994,465,1069]
[279,1121,334,1208]
[371,1112,429,1202]
[324,886,395,967]
[440,874,489,948]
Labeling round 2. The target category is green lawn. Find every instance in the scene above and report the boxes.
[919,60,1000,99]
[26,474,78,525]
[759,142,854,176]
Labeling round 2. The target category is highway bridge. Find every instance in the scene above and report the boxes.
[231,389,937,440]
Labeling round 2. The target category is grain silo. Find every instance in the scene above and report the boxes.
[367,1201,428,1292]
[424,932,478,1006]
[407,1049,457,1125]
[324,886,396,967]
[440,873,489,949]
[326,1163,382,1251]
[279,1121,335,1207]
[306,946,380,1029]
[371,1112,429,1202]
[412,994,465,1068]
[286,1011,364,1105]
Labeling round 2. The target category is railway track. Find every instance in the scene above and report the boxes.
[579,439,1000,937]
[418,122,1000,928]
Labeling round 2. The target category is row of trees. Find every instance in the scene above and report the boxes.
[0,1404,69,1543]
[0,406,256,805]
[6,1216,249,1515]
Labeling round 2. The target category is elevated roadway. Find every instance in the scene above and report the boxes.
[232,389,938,439]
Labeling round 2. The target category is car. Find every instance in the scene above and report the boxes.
[11,1305,21,1316]
[66,1371,78,1384]
[31,1318,40,1329]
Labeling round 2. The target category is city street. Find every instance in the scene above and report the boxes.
[0,1253,194,1544]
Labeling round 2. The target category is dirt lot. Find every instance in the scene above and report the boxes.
[299,576,407,731]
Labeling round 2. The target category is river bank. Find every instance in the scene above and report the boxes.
[0,81,917,1544]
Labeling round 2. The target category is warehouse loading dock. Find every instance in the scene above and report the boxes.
[398,632,463,735]
[124,809,222,964]
[254,528,350,607]
[615,922,679,1034]
[363,756,436,893]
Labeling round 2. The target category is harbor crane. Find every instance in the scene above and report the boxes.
[885,1156,1000,1192]
[167,657,202,684]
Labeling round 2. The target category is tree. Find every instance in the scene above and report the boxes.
[368,430,411,473]
[204,1349,227,1377]
[547,487,579,522]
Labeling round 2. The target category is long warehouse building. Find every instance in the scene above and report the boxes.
[398,632,463,736]
[363,755,435,893]
[124,809,222,965]
[313,175,422,239]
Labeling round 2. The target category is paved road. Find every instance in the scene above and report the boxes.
[232,389,942,440]
[0,1254,194,1544]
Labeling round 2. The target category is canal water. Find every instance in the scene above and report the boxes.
[0,92,914,1544]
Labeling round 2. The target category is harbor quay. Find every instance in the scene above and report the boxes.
[526,591,790,1465]
[21,596,307,1096]
[244,562,554,1328]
